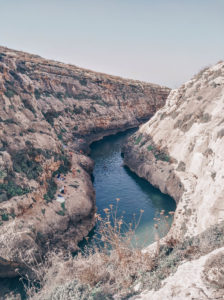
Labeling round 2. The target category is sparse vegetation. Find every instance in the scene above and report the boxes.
[12,149,43,180]
[23,204,176,300]
[147,145,154,151]
[56,92,64,101]
[34,89,41,100]
[0,181,30,199]
[56,210,65,216]
[22,98,36,114]
[42,111,60,126]
[73,105,83,114]
[134,135,142,145]
[1,212,9,221]
[4,89,16,98]
[43,178,57,203]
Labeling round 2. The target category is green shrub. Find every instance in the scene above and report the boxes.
[0,182,30,199]
[73,105,83,114]
[147,145,154,151]
[155,153,170,162]
[0,169,7,179]
[34,89,41,100]
[43,111,60,126]
[1,213,9,221]
[52,155,71,176]
[44,178,57,203]
[28,128,35,133]
[61,202,66,211]
[56,92,63,101]
[5,89,15,98]
[12,149,43,180]
[43,91,51,97]
[57,133,63,141]
[79,78,87,86]
[56,210,65,216]
[134,135,142,145]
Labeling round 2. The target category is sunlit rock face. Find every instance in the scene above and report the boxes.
[124,61,224,299]
[124,61,224,239]
[0,46,169,277]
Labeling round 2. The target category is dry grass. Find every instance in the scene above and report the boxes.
[23,203,175,299]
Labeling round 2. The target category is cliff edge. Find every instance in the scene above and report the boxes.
[0,46,169,278]
[123,61,224,299]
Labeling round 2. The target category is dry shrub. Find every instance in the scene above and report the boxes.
[70,202,154,295]
[27,201,156,299]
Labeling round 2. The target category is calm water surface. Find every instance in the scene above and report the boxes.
[90,129,176,246]
[4,129,176,299]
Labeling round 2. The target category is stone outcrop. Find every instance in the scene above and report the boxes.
[123,61,224,298]
[0,46,169,278]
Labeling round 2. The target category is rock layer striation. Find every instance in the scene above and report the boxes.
[123,61,224,299]
[0,46,169,277]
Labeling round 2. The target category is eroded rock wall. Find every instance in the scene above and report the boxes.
[0,46,169,277]
[123,61,224,299]
[123,61,224,240]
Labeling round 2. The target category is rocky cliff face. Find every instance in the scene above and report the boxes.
[123,61,224,299]
[0,46,169,278]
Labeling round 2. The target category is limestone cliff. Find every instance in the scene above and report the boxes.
[0,46,169,277]
[123,61,224,299]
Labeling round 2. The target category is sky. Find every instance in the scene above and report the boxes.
[0,0,223,88]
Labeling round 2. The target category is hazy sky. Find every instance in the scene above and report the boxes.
[0,0,223,87]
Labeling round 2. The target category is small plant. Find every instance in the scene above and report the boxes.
[56,210,65,216]
[42,111,60,126]
[34,89,41,100]
[0,168,7,179]
[61,202,66,211]
[28,128,35,133]
[0,182,30,199]
[147,145,154,151]
[43,178,57,203]
[134,135,142,145]
[57,133,63,141]
[56,92,64,101]
[1,213,9,221]
[73,105,83,114]
[5,89,15,98]
[79,78,87,86]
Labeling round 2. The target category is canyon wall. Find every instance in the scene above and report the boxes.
[123,61,224,299]
[0,46,170,278]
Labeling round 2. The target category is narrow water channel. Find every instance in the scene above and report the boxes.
[2,129,176,299]
[90,128,176,247]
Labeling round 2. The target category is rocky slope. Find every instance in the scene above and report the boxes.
[123,61,224,299]
[0,46,170,278]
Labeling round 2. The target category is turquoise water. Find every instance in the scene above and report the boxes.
[3,128,176,299]
[89,129,176,247]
